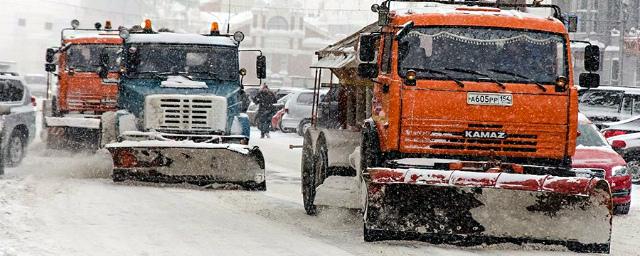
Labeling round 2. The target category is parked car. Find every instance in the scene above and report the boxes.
[578,86,640,126]
[281,90,326,136]
[0,73,36,171]
[23,73,48,98]
[573,114,632,214]
[604,130,640,183]
[601,115,640,138]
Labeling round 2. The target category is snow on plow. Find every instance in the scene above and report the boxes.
[105,140,266,190]
[363,168,612,253]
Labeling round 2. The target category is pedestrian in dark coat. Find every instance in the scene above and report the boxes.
[253,84,277,138]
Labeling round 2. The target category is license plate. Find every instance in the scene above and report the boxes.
[467,93,513,106]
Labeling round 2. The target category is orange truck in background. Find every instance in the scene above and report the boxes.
[301,0,611,253]
[43,20,121,150]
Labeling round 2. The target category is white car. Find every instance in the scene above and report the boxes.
[281,90,326,136]
[0,72,36,172]
[606,131,640,183]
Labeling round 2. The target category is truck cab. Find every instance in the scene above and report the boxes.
[104,21,267,189]
[357,3,601,169]
[43,20,122,150]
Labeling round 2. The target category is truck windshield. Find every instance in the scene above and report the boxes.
[66,44,119,72]
[133,44,238,81]
[398,27,567,85]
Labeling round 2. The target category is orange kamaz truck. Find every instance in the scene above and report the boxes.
[43,20,121,150]
[300,0,611,253]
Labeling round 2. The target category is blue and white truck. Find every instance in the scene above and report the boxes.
[103,20,266,190]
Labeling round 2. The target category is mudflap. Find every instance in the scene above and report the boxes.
[106,142,266,190]
[363,169,612,253]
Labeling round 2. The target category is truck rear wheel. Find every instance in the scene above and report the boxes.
[301,132,317,215]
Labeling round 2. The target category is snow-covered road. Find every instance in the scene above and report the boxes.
[1,129,639,255]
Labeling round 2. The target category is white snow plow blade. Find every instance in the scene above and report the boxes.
[363,168,612,253]
[106,140,265,190]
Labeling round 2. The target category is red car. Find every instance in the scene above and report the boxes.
[573,114,632,214]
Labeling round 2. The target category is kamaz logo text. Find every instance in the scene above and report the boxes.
[464,130,507,139]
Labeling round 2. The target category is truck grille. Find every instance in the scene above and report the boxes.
[67,94,117,112]
[145,95,227,132]
[401,121,568,158]
[429,130,538,153]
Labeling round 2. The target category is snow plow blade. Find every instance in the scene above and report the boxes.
[363,168,612,253]
[106,141,266,190]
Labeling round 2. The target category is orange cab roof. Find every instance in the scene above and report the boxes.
[63,30,122,45]
[391,5,567,34]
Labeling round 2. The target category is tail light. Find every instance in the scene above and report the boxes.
[31,96,37,107]
[611,140,627,150]
[603,130,627,138]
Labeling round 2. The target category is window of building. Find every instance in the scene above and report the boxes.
[299,17,303,30]
[267,16,288,31]
[18,18,26,27]
[45,22,53,30]
[578,13,587,32]
[291,17,296,30]
[253,14,258,28]
[579,0,588,10]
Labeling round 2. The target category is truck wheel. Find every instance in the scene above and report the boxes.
[4,130,26,167]
[301,133,316,215]
[614,202,631,215]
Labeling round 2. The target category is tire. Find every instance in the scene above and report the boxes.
[4,130,26,167]
[279,119,291,133]
[626,159,640,184]
[301,132,317,215]
[614,202,631,215]
[297,119,312,137]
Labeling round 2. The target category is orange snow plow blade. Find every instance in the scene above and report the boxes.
[363,168,612,253]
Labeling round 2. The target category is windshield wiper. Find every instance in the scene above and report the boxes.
[190,71,224,80]
[156,71,195,81]
[487,68,547,92]
[403,67,465,88]
[444,67,506,89]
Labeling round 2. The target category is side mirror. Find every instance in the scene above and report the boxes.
[579,73,600,88]
[45,63,56,72]
[98,52,109,78]
[359,34,380,63]
[46,48,56,63]
[358,63,378,79]
[584,45,600,72]
[256,55,266,79]
[0,105,11,115]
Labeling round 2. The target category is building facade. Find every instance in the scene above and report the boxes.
[554,0,640,87]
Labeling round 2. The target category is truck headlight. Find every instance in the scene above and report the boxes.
[612,165,629,176]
